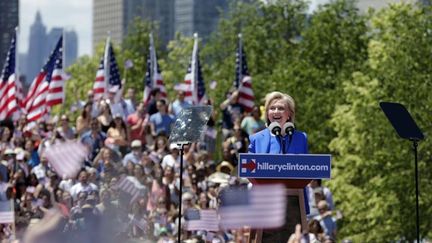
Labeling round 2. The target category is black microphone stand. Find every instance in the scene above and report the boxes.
[177,142,189,243]
[412,139,420,242]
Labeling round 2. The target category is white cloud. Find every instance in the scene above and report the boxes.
[19,0,92,56]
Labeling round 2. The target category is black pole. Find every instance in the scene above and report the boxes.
[177,142,187,243]
[412,140,420,243]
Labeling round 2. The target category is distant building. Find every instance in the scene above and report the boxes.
[175,0,229,40]
[45,28,78,68]
[138,0,175,46]
[24,12,79,82]
[46,27,63,53]
[18,53,27,81]
[308,0,421,13]
[93,0,124,51]
[92,0,175,52]
[0,0,19,70]
[27,11,47,81]
[64,30,78,68]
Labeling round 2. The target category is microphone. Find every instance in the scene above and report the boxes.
[283,122,295,137]
[268,122,282,136]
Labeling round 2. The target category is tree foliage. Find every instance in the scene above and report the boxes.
[329,3,432,241]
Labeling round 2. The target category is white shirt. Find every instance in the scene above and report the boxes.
[70,182,98,200]
[31,163,49,180]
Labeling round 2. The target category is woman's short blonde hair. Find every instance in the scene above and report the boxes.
[264,91,296,125]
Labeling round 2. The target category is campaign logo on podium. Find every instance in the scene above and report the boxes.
[239,153,331,179]
[241,159,256,173]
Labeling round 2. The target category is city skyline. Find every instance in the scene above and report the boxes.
[19,0,91,56]
[17,0,404,60]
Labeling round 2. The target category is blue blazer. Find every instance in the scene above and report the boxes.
[248,128,308,154]
[248,127,310,213]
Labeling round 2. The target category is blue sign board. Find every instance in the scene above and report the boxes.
[238,153,331,179]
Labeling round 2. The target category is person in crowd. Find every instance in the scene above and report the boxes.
[0,127,14,153]
[97,101,113,133]
[147,164,170,212]
[307,179,335,219]
[92,147,115,178]
[168,90,191,118]
[314,200,337,240]
[152,135,170,162]
[149,100,175,137]
[220,90,244,139]
[76,102,93,136]
[106,87,129,121]
[124,88,137,115]
[241,105,265,135]
[81,118,106,163]
[225,123,249,156]
[107,113,129,155]
[56,115,75,140]
[70,170,98,200]
[122,140,143,167]
[147,88,162,116]
[24,138,40,169]
[161,144,180,171]
[30,153,51,181]
[127,102,148,146]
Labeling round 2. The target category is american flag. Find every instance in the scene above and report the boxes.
[185,208,220,232]
[115,176,146,204]
[46,37,68,107]
[93,57,105,100]
[129,215,148,231]
[0,200,14,224]
[93,38,121,101]
[218,184,286,229]
[142,53,152,105]
[107,44,121,92]
[44,141,87,179]
[24,36,63,122]
[143,33,166,104]
[0,32,19,120]
[183,33,207,105]
[235,34,255,112]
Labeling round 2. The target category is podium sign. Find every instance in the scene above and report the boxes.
[239,153,331,179]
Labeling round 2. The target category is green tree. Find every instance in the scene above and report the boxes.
[329,3,432,241]
[160,33,195,101]
[122,18,162,99]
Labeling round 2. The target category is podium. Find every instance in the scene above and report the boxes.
[238,153,332,243]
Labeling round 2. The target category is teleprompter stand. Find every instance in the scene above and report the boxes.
[380,102,424,243]
[169,106,212,243]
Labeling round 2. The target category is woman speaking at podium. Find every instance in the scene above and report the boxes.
[248,91,308,154]
[248,91,309,243]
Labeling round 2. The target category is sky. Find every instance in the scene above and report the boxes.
[19,0,92,57]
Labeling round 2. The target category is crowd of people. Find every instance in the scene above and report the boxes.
[0,87,340,243]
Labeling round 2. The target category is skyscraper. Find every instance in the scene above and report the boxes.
[92,0,175,52]
[93,0,124,51]
[175,0,229,39]
[64,30,78,68]
[0,0,19,70]
[46,28,78,68]
[27,11,47,80]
